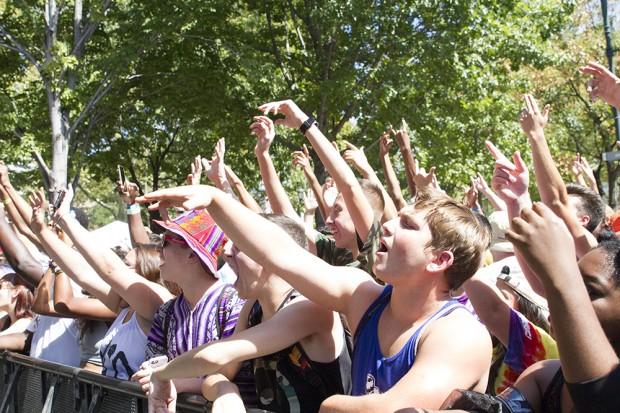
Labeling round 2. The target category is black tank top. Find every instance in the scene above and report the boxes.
[542,368,564,413]
[248,290,352,413]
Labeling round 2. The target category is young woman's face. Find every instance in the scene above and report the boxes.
[579,248,620,341]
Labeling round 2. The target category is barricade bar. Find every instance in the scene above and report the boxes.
[0,351,270,412]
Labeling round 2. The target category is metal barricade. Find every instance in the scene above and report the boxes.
[0,351,269,413]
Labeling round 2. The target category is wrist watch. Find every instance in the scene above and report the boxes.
[299,116,318,135]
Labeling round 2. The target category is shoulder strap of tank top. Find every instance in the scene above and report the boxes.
[353,285,393,343]
[413,300,468,355]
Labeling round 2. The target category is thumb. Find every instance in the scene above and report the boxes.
[428,166,436,176]
[512,151,527,172]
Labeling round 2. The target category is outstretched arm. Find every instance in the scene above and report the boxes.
[251,115,298,219]
[0,208,45,287]
[486,141,545,296]
[32,268,62,316]
[53,271,118,319]
[520,95,596,258]
[379,131,407,211]
[138,185,381,332]
[506,203,618,383]
[28,189,123,312]
[392,126,418,198]
[224,165,262,213]
[0,181,42,249]
[117,180,150,247]
[293,145,330,221]
[259,100,376,242]
[153,297,335,380]
[53,188,172,322]
[342,140,398,221]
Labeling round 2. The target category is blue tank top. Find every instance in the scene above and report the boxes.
[351,285,465,395]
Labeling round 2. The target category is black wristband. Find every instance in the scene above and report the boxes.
[299,116,318,135]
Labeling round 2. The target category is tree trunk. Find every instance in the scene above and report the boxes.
[47,88,68,190]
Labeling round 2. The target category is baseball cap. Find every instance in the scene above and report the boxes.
[155,209,227,275]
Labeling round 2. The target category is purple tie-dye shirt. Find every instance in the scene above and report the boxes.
[146,280,244,360]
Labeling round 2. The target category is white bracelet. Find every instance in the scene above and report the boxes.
[126,204,141,215]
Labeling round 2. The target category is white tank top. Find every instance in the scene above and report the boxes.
[97,308,147,379]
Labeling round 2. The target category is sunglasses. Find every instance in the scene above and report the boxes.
[162,233,188,248]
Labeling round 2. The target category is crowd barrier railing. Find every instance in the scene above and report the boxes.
[0,351,268,413]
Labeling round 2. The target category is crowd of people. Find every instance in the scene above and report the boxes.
[0,61,618,413]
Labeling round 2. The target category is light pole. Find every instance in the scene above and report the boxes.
[601,0,620,144]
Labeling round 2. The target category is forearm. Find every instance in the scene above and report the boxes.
[304,169,329,220]
[480,189,506,212]
[127,209,150,246]
[528,134,568,206]
[154,346,224,381]
[225,166,262,213]
[3,182,34,224]
[33,269,62,316]
[0,217,44,287]
[0,332,28,351]
[583,173,599,195]
[380,154,407,211]
[398,147,417,197]
[542,273,618,382]
[255,151,297,218]
[37,227,117,308]
[320,394,387,413]
[305,127,374,239]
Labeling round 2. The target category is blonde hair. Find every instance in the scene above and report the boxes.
[407,196,491,289]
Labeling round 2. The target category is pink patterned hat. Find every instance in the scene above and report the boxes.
[155,209,227,275]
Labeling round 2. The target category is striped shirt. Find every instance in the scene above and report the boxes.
[146,280,244,360]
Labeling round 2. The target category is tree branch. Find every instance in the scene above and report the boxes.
[0,26,42,71]
[67,72,113,138]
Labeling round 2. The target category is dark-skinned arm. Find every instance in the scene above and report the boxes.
[0,207,44,287]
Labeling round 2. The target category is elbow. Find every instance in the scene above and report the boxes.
[53,299,71,315]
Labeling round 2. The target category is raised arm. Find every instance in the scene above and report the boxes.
[506,202,618,383]
[520,95,596,257]
[293,144,330,220]
[342,140,398,221]
[202,138,235,197]
[0,178,43,249]
[224,165,262,213]
[474,173,506,212]
[486,141,545,296]
[251,115,298,219]
[379,131,407,211]
[53,188,173,322]
[392,126,418,198]
[117,180,150,246]
[28,189,122,312]
[0,208,45,287]
[259,100,375,242]
[580,61,620,109]
[137,185,381,330]
[53,271,118,319]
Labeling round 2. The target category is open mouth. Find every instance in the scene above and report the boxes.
[377,240,388,253]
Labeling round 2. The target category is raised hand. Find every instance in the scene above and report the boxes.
[392,126,412,152]
[342,140,370,172]
[53,185,74,222]
[136,185,215,212]
[190,156,203,185]
[486,141,530,205]
[505,202,575,285]
[116,180,140,205]
[258,100,308,130]
[250,115,276,153]
[303,188,318,214]
[519,94,549,138]
[473,173,489,193]
[464,178,479,209]
[379,130,393,157]
[292,144,313,175]
[580,61,620,108]
[413,166,436,188]
[28,189,48,233]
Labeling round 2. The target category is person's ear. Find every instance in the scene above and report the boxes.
[426,251,454,273]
